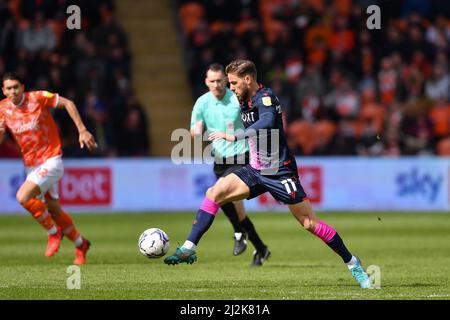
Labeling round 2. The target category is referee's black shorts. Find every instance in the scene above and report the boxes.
[213,152,250,180]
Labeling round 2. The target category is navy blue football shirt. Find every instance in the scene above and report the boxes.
[234,85,296,171]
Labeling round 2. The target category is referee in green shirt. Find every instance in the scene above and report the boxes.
[190,63,268,265]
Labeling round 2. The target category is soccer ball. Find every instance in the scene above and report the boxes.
[138,228,170,258]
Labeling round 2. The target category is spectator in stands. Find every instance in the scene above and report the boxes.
[0,1,15,57]
[400,102,434,155]
[178,0,450,156]
[17,11,56,54]
[378,57,398,107]
[0,0,139,158]
[428,97,450,144]
[82,91,113,155]
[19,0,58,20]
[359,87,384,147]
[294,63,324,120]
[116,94,150,157]
[425,64,450,101]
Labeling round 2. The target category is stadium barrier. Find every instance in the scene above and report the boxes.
[0,157,448,214]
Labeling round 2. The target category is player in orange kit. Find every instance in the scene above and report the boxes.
[0,72,97,265]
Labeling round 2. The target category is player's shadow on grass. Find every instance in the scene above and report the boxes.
[267,263,336,269]
[393,283,439,288]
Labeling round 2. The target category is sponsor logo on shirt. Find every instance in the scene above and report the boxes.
[9,118,39,134]
[262,96,272,106]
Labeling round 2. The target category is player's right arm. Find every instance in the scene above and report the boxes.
[57,96,98,151]
[190,99,204,137]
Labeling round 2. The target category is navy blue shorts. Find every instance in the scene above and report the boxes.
[233,161,307,205]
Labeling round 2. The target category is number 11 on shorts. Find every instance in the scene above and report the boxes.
[281,178,297,194]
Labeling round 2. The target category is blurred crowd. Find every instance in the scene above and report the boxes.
[0,0,150,158]
[176,0,450,156]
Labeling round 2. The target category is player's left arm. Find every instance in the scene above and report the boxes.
[0,115,5,145]
[209,94,278,142]
[244,105,276,131]
[57,96,98,151]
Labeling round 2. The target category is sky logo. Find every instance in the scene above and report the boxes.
[396,167,443,203]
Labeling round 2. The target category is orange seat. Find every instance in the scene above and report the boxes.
[8,0,21,21]
[287,120,315,155]
[178,2,205,35]
[210,21,226,34]
[436,137,450,156]
[235,18,258,37]
[333,0,351,16]
[360,103,385,134]
[429,103,450,137]
[314,120,336,145]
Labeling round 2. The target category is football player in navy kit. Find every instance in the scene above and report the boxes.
[164,60,371,289]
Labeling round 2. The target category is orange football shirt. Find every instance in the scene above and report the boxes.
[0,91,62,167]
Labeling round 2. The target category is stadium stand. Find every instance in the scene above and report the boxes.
[174,0,450,157]
[115,0,192,157]
[0,0,151,157]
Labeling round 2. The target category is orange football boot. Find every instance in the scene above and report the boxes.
[45,227,63,257]
[74,238,91,265]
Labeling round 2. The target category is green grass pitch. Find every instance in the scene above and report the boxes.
[0,211,449,300]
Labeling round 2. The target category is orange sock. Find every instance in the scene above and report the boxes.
[52,210,82,244]
[23,198,56,231]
